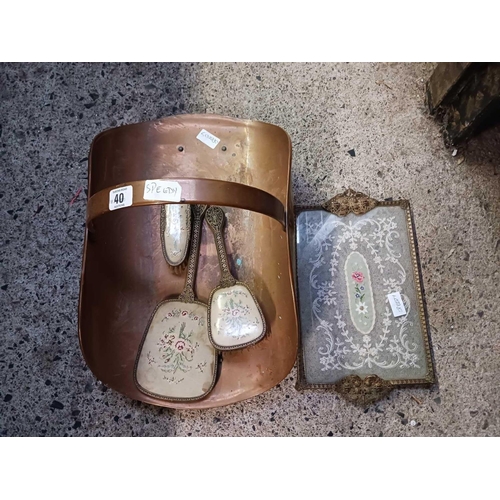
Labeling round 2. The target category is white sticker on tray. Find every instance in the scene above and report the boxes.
[143,180,182,202]
[196,129,220,149]
[109,185,133,211]
[387,292,407,317]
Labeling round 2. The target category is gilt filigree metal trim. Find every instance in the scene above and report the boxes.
[322,188,378,216]
[334,375,393,405]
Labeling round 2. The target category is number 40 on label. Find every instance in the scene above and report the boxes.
[109,185,133,211]
[114,192,125,204]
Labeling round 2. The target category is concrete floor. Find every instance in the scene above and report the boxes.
[1,63,498,436]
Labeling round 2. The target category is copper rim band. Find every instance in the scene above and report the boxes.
[86,177,287,229]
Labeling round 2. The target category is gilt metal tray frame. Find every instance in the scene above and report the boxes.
[295,189,436,404]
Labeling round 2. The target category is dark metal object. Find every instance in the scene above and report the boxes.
[426,62,500,145]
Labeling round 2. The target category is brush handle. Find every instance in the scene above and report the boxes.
[179,204,206,302]
[205,206,237,288]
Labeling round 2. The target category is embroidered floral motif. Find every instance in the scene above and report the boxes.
[218,290,260,340]
[317,280,337,306]
[146,352,156,365]
[196,361,207,372]
[353,273,368,317]
[161,376,185,384]
[352,271,364,283]
[355,301,368,316]
[162,308,205,325]
[345,252,375,334]
[146,312,207,379]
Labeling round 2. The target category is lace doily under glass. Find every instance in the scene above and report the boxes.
[296,206,429,385]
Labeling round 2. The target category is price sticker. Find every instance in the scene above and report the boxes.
[196,129,220,149]
[109,185,133,211]
[387,292,407,317]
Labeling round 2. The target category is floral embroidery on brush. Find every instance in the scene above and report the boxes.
[162,308,205,325]
[218,289,260,340]
[146,311,206,381]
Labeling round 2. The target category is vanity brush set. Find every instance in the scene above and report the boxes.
[135,204,266,401]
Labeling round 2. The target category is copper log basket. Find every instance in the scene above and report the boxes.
[78,114,299,409]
